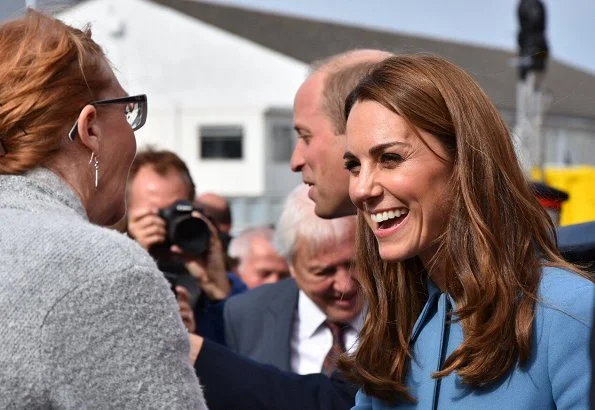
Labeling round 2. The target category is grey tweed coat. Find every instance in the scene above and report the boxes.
[0,168,207,409]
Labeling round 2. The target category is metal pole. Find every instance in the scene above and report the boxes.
[515,0,549,179]
[514,71,550,180]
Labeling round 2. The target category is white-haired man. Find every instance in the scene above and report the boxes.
[224,184,363,374]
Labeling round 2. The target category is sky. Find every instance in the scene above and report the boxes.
[0,0,77,19]
[209,0,595,75]
[2,0,593,75]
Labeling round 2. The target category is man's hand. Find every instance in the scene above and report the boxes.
[188,333,204,364]
[176,286,196,334]
[171,212,231,301]
[127,208,166,250]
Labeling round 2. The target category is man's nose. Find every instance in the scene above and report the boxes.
[333,267,357,294]
[290,139,305,172]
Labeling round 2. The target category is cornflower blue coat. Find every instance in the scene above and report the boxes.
[353,266,594,410]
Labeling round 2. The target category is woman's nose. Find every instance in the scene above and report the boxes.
[350,168,381,206]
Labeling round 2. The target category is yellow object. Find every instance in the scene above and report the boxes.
[532,166,595,226]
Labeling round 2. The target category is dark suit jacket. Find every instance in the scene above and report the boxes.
[224,278,299,371]
[194,339,357,410]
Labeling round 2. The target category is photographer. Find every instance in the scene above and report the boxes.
[127,148,246,344]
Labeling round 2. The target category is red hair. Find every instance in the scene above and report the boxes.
[0,9,113,174]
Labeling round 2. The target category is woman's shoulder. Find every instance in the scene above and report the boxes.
[539,265,593,297]
[36,214,160,286]
[537,265,594,325]
[74,222,157,273]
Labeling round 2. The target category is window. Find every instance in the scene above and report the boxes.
[270,123,294,162]
[265,108,295,162]
[199,125,243,159]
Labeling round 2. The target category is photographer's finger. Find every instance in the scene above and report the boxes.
[140,233,167,249]
[136,214,166,232]
[179,307,196,333]
[184,259,208,281]
[170,244,183,255]
[191,210,219,236]
[176,286,191,303]
[140,222,166,238]
[128,215,164,242]
[128,208,157,223]
[180,309,193,322]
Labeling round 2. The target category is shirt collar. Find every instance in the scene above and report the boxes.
[296,289,363,339]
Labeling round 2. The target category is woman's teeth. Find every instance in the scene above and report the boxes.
[370,209,408,223]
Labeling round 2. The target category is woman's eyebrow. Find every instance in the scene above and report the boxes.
[368,141,410,157]
[343,151,357,160]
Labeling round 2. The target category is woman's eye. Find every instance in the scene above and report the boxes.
[344,159,360,173]
[380,153,403,166]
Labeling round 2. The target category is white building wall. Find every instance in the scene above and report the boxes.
[180,106,267,196]
[57,0,309,200]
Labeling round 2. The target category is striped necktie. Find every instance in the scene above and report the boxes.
[321,320,347,376]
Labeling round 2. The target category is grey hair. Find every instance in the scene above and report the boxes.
[274,184,357,261]
[228,226,275,260]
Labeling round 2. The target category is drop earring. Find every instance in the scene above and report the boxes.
[89,152,99,189]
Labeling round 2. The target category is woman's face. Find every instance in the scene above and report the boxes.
[93,76,138,226]
[344,100,453,266]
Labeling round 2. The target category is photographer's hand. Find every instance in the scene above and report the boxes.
[127,208,166,250]
[176,286,196,334]
[171,212,231,301]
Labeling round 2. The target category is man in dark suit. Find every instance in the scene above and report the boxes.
[192,334,357,410]
[191,49,393,410]
[224,277,299,371]
[224,185,362,374]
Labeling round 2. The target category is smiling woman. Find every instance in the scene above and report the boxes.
[338,54,594,409]
[344,100,453,277]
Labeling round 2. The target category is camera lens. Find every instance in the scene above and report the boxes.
[171,215,211,255]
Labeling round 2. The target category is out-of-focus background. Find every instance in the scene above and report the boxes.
[3,0,595,233]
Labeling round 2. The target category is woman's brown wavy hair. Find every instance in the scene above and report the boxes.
[337,54,592,403]
[0,9,113,174]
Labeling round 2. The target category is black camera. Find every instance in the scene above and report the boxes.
[157,199,212,256]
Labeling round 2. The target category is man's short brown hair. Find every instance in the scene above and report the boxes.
[321,60,384,135]
[310,49,394,135]
[129,147,196,200]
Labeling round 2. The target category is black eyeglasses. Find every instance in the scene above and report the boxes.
[68,94,148,141]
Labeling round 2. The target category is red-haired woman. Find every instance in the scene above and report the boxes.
[0,10,206,409]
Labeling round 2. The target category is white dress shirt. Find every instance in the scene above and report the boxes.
[290,290,364,375]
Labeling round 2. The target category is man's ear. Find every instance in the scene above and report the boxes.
[289,264,297,279]
[76,105,101,154]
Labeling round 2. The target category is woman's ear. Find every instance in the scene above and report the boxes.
[76,105,101,154]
